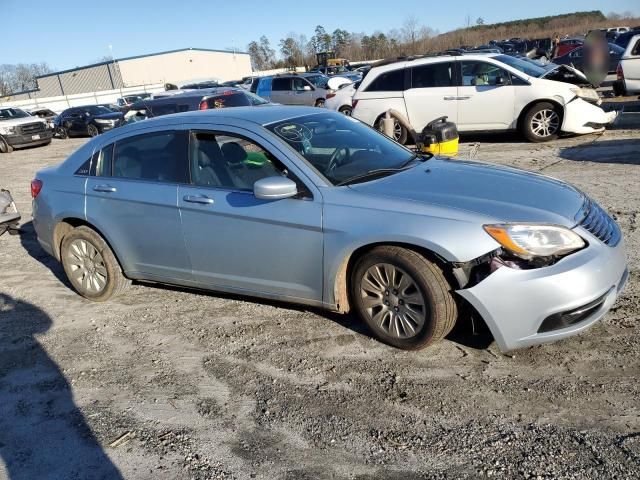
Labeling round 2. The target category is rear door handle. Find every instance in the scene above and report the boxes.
[183,195,214,205]
[443,96,456,100]
[93,185,117,193]
[457,96,472,100]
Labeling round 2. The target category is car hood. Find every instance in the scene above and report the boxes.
[92,112,123,120]
[540,64,589,84]
[349,158,586,227]
[0,116,46,127]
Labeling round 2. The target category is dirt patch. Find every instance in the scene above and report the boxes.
[0,132,639,479]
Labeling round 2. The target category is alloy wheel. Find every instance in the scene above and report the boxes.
[359,263,427,339]
[66,239,108,293]
[530,109,559,138]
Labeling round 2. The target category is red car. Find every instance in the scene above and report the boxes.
[554,38,584,58]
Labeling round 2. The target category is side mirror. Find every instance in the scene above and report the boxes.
[253,176,298,200]
[303,85,312,91]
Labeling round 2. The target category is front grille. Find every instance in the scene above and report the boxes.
[18,122,46,135]
[576,198,621,247]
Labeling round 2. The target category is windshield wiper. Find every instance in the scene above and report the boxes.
[336,166,413,186]
[398,151,432,169]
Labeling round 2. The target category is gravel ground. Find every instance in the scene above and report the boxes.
[0,130,639,480]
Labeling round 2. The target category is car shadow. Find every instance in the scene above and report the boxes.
[138,281,493,351]
[559,138,640,165]
[18,221,72,289]
[0,293,123,479]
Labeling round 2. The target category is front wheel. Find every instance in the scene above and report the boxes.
[522,102,562,142]
[56,127,68,139]
[350,246,457,350]
[339,105,353,116]
[87,124,99,137]
[0,136,13,153]
[314,98,326,108]
[61,226,129,301]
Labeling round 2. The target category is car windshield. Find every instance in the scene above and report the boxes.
[265,112,419,185]
[83,106,112,115]
[494,54,548,77]
[0,108,31,120]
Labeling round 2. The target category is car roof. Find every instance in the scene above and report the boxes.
[116,106,324,132]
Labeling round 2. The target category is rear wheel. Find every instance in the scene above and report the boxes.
[61,226,129,301]
[522,102,562,142]
[339,105,353,116]
[0,136,13,153]
[314,98,326,108]
[350,246,457,350]
[87,124,99,137]
[375,116,408,144]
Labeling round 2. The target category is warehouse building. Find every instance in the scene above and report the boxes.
[32,48,252,97]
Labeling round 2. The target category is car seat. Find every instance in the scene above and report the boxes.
[114,146,142,178]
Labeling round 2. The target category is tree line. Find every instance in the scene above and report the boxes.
[0,63,52,97]
[246,10,639,70]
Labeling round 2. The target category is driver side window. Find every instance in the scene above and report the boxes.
[292,78,311,91]
[189,132,284,191]
[460,61,511,86]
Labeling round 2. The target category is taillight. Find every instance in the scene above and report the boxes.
[31,179,43,198]
[199,100,208,110]
[617,63,624,81]
[351,99,358,109]
[326,92,336,99]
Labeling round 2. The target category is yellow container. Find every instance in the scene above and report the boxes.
[420,116,459,157]
[422,137,459,157]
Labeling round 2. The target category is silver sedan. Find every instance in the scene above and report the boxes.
[32,107,628,351]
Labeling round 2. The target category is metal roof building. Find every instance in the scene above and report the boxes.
[34,48,252,97]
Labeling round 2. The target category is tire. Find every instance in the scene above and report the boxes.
[0,136,13,153]
[339,106,353,116]
[521,102,562,142]
[350,246,458,350]
[314,98,326,108]
[57,127,68,139]
[87,124,99,137]
[60,226,129,302]
[375,116,408,144]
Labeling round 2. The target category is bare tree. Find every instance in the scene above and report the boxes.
[402,15,420,52]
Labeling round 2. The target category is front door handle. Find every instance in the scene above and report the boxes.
[443,96,456,100]
[183,195,214,205]
[93,185,117,193]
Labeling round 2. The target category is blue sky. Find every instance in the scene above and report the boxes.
[3,0,640,70]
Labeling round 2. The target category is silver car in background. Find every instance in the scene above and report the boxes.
[32,107,628,351]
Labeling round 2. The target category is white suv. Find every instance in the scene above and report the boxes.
[352,53,616,143]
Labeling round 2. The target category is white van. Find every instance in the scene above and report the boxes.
[352,54,616,143]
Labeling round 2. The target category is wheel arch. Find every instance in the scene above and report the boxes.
[53,218,125,272]
[332,241,456,314]
[516,98,565,132]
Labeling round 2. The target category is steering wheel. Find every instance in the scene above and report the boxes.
[326,146,350,175]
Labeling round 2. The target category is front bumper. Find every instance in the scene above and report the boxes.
[5,130,53,148]
[562,98,618,134]
[457,227,628,351]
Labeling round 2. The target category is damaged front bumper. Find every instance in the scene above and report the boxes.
[562,98,618,134]
[457,227,628,351]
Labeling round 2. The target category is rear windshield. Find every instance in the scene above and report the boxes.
[205,92,268,108]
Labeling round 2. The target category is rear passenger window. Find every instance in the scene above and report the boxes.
[272,78,290,91]
[410,62,453,88]
[366,69,405,91]
[97,144,113,177]
[632,40,640,56]
[112,131,188,183]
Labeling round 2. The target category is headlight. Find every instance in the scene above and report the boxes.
[570,87,601,104]
[483,224,585,259]
[94,118,113,124]
[0,125,16,135]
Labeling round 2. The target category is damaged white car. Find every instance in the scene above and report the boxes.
[352,53,617,143]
